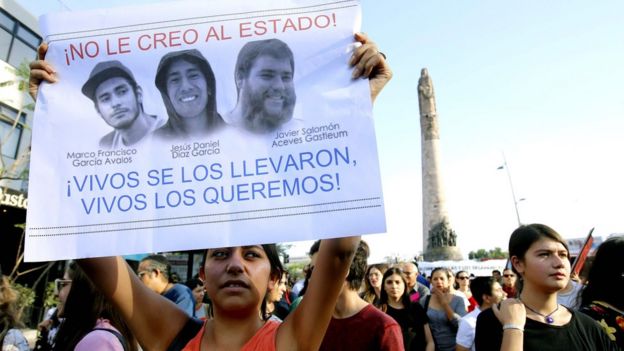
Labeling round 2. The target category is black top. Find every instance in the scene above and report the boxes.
[474,307,619,351]
[386,302,429,351]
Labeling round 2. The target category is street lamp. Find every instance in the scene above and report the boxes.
[497,153,523,226]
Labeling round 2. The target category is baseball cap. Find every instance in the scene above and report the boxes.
[81,60,137,101]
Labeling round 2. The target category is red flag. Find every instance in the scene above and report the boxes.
[571,228,594,276]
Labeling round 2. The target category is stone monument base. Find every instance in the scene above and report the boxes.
[423,246,463,261]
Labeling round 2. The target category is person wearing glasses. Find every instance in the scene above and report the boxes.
[53,261,138,351]
[454,271,477,312]
[501,268,517,298]
[137,255,195,317]
[401,262,430,303]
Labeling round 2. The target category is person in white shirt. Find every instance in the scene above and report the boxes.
[456,277,504,351]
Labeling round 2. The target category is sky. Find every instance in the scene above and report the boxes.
[15,0,624,263]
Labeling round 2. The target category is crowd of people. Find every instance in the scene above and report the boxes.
[1,227,622,350]
[0,29,620,351]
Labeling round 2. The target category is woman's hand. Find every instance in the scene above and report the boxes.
[350,32,392,103]
[28,43,57,101]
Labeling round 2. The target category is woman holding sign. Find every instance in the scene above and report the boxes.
[30,32,392,351]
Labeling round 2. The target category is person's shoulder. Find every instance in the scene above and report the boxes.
[360,304,399,327]
[99,131,115,148]
[461,307,481,321]
[573,308,605,328]
[476,306,499,326]
[75,328,124,351]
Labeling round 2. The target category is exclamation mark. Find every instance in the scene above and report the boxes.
[335,173,340,190]
[332,13,337,26]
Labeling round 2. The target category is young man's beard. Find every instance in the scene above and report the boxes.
[241,86,295,133]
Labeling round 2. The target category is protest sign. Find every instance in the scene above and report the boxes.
[25,0,386,261]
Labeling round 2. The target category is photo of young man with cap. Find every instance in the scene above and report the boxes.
[82,60,162,149]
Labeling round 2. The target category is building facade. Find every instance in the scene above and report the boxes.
[1,0,40,277]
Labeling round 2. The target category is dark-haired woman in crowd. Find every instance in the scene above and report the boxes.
[475,224,618,351]
[420,267,466,351]
[360,263,388,306]
[379,267,435,351]
[53,261,137,351]
[454,270,477,312]
[580,236,624,349]
[184,278,210,320]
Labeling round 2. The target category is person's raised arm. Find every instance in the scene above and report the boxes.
[28,43,56,101]
[78,257,189,351]
[276,236,360,351]
[350,32,392,103]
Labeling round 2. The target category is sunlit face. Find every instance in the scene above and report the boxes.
[137,261,160,293]
[431,270,450,292]
[401,263,417,289]
[456,272,470,289]
[166,59,210,119]
[268,273,288,303]
[384,273,405,301]
[489,282,505,305]
[239,55,295,132]
[368,267,382,289]
[502,269,516,287]
[192,285,205,305]
[94,77,141,129]
[513,238,570,294]
[200,246,273,316]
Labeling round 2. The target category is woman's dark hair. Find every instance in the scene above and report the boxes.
[431,267,452,281]
[53,261,137,351]
[0,275,23,344]
[361,263,388,304]
[580,236,624,310]
[508,224,569,277]
[454,270,468,290]
[379,267,411,313]
[201,244,283,320]
[507,224,568,295]
[184,277,204,290]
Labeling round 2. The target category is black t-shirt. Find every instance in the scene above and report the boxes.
[386,302,429,351]
[474,307,619,351]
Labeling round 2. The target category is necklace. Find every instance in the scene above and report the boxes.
[520,299,559,324]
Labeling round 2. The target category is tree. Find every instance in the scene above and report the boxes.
[1,60,33,182]
[468,247,508,260]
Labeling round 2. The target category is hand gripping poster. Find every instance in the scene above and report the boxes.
[25,0,386,261]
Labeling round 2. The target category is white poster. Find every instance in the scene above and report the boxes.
[25,0,385,261]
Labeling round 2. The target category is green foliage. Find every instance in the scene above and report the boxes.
[12,283,35,310]
[469,247,508,260]
[43,281,59,308]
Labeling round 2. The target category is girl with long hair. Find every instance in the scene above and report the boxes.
[53,261,137,351]
[454,270,477,312]
[420,267,466,351]
[360,263,388,306]
[379,267,434,351]
[474,224,618,351]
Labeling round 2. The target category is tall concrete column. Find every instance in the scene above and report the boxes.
[418,68,462,261]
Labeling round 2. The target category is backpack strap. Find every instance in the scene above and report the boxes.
[92,328,128,351]
[424,295,431,312]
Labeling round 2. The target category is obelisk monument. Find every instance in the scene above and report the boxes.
[418,68,462,261]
